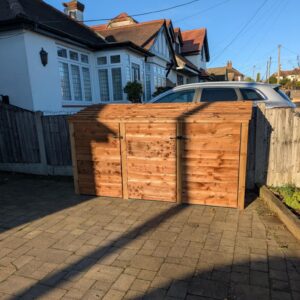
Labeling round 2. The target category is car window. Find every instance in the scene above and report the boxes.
[274,87,292,102]
[154,89,195,103]
[200,88,238,102]
[240,88,264,100]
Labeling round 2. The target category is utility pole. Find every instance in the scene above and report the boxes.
[267,56,272,83]
[297,55,300,68]
[277,44,281,84]
[266,60,269,83]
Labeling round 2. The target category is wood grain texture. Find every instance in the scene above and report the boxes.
[70,102,253,208]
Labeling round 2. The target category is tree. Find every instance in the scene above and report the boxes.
[124,81,143,103]
[256,72,261,82]
[268,76,277,84]
[279,77,290,86]
[244,77,254,82]
[152,86,172,97]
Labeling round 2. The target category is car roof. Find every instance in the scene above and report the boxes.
[171,81,280,91]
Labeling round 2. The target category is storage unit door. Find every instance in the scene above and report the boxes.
[182,123,241,207]
[74,122,123,197]
[125,123,177,202]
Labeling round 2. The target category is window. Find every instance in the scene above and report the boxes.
[111,55,121,64]
[112,68,122,101]
[177,75,184,86]
[82,67,92,101]
[132,63,140,81]
[57,46,92,102]
[69,51,79,61]
[98,69,110,101]
[57,48,67,58]
[97,56,107,65]
[58,62,71,100]
[154,89,195,103]
[81,54,89,63]
[240,88,264,100]
[71,65,82,100]
[201,88,238,102]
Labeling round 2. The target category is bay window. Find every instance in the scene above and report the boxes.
[57,46,92,102]
[132,63,141,82]
[97,55,123,102]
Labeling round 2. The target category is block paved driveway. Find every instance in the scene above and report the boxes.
[0,173,299,300]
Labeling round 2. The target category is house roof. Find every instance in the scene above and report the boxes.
[181,28,206,54]
[280,68,300,76]
[0,0,107,47]
[92,19,165,50]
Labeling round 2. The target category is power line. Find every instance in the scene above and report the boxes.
[173,0,231,24]
[44,0,202,24]
[209,0,269,64]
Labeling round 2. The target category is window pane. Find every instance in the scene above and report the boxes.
[69,51,79,61]
[97,56,107,65]
[201,88,238,102]
[177,75,184,85]
[132,63,140,81]
[240,88,264,100]
[57,48,67,58]
[58,62,71,100]
[71,65,82,100]
[82,67,92,101]
[111,55,121,64]
[98,69,110,102]
[155,90,195,103]
[112,68,122,101]
[81,54,89,63]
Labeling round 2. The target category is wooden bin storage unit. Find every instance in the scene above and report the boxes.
[69,102,252,209]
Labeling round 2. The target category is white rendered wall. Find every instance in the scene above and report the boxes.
[0,30,33,110]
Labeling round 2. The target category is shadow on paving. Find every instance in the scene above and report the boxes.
[7,201,300,300]
[0,172,93,233]
[10,204,190,299]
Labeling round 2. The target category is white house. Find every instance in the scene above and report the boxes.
[0,0,210,114]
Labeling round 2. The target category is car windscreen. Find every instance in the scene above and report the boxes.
[153,89,195,103]
[200,88,238,102]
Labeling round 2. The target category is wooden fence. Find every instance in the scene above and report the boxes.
[0,102,299,188]
[247,104,300,188]
[0,103,72,175]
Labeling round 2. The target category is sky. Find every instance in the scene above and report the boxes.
[45,0,300,79]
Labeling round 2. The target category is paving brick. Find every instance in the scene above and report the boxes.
[0,275,36,295]
[167,280,188,298]
[111,274,135,292]
[159,263,194,279]
[130,255,163,271]
[130,279,150,292]
[102,289,125,300]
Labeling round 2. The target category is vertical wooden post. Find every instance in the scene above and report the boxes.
[237,122,249,209]
[176,121,183,204]
[69,122,79,194]
[34,111,48,173]
[120,122,128,199]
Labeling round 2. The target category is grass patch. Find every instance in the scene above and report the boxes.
[270,185,300,212]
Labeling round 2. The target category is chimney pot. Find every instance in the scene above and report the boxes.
[63,0,85,21]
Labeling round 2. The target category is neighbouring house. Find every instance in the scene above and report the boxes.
[0,0,210,114]
[208,61,244,81]
[276,68,300,82]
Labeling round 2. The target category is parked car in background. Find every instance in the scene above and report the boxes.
[149,82,296,108]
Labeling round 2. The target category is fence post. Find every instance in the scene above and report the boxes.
[34,111,48,173]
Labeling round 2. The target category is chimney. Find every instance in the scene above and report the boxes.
[227,60,233,69]
[63,0,85,22]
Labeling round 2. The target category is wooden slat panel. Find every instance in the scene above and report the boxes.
[126,122,177,202]
[182,122,240,207]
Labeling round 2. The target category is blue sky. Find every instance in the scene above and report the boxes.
[46,0,299,79]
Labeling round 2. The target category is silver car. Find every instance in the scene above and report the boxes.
[149,82,296,108]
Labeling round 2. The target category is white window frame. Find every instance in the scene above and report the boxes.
[96,54,124,102]
[57,46,93,104]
